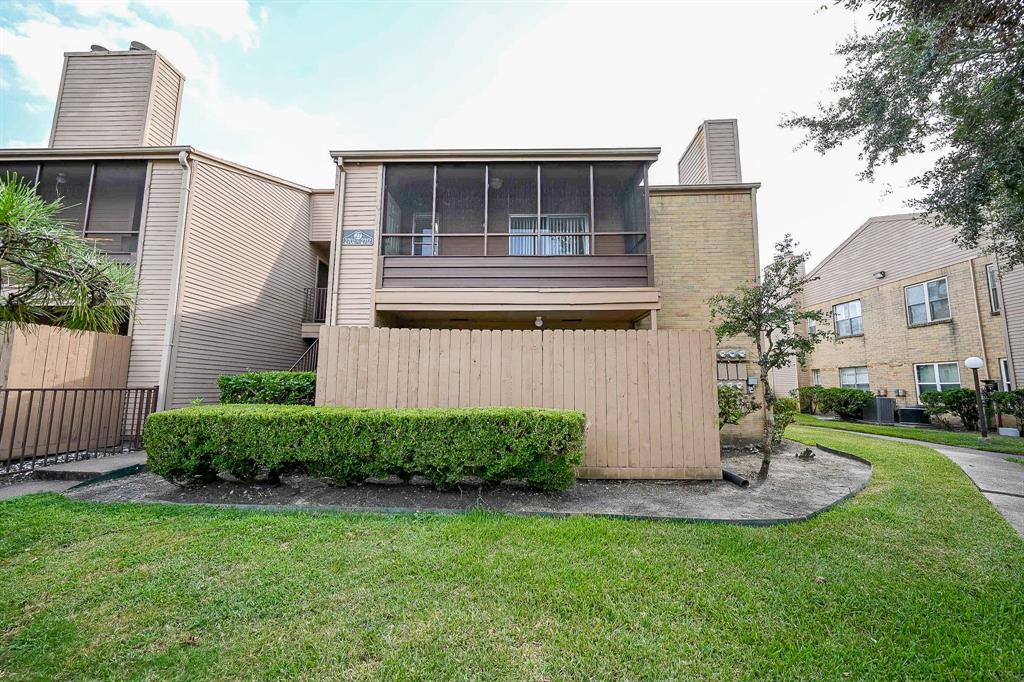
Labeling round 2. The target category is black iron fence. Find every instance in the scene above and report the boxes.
[0,386,158,473]
[289,340,319,372]
[303,287,328,323]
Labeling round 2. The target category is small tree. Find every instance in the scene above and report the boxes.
[1,175,135,334]
[707,235,832,476]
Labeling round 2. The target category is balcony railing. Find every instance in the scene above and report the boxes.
[303,288,327,323]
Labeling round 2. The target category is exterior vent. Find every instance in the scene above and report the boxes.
[129,41,151,51]
[90,44,109,52]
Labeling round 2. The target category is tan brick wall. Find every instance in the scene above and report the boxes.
[650,188,764,443]
[802,258,1008,407]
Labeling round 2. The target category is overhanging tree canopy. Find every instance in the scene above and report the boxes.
[784,0,1024,264]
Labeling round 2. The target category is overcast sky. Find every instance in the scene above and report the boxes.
[0,0,937,267]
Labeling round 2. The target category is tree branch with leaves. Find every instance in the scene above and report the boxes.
[707,235,833,477]
[1,175,136,336]
[783,0,1024,265]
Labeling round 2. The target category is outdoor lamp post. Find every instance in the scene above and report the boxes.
[964,356,989,439]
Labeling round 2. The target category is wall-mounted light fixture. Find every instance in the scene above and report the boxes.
[534,316,543,328]
[873,270,886,280]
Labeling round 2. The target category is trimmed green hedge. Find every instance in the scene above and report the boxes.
[218,371,316,405]
[144,404,586,492]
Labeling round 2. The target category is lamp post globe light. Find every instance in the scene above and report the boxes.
[963,356,989,439]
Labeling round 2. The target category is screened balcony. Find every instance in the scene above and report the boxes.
[0,160,146,262]
[378,161,652,288]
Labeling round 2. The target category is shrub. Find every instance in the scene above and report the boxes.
[772,397,799,444]
[218,371,316,405]
[718,385,755,429]
[816,387,873,420]
[989,389,1024,428]
[795,386,823,414]
[145,404,586,492]
[920,388,980,431]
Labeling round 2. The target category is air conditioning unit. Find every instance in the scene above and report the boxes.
[863,397,896,424]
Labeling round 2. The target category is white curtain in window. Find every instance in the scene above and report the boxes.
[541,214,589,255]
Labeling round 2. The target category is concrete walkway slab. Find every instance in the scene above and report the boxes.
[803,425,1024,536]
[0,480,77,501]
[34,452,147,481]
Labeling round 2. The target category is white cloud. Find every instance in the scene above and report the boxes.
[55,0,260,48]
[56,0,134,19]
[135,0,261,49]
[0,2,347,186]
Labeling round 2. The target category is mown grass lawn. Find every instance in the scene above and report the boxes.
[1,426,1023,680]
[795,412,1024,455]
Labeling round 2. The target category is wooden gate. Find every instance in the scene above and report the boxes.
[316,327,721,479]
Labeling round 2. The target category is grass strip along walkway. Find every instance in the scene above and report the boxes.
[1,426,1022,679]
[794,412,1024,456]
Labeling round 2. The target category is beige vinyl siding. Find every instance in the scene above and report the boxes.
[50,53,155,148]
[703,120,742,183]
[166,160,312,406]
[142,54,183,146]
[771,363,799,397]
[676,120,741,185]
[334,164,381,325]
[309,191,336,241]
[804,214,982,307]
[127,161,183,389]
[677,127,707,184]
[1000,265,1024,387]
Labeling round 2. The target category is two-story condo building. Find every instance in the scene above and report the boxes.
[0,45,765,467]
[799,213,1024,407]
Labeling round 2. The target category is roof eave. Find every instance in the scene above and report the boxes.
[649,182,761,193]
[329,148,661,163]
[0,146,192,161]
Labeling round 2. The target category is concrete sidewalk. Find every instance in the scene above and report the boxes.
[804,426,1024,536]
[0,452,146,501]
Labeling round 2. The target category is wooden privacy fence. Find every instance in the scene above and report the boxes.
[0,325,145,467]
[316,327,721,479]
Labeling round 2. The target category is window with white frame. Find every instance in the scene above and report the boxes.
[915,362,960,400]
[1000,357,1012,392]
[812,369,821,386]
[839,366,869,390]
[833,300,863,338]
[808,319,817,336]
[905,277,951,325]
[987,263,1001,313]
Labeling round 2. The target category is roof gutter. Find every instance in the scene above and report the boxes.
[328,147,661,163]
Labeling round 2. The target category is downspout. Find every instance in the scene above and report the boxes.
[968,260,989,379]
[326,158,347,326]
[155,149,192,410]
[995,256,1017,388]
